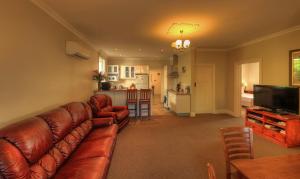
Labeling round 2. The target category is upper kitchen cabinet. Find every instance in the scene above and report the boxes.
[120,66,136,79]
[108,65,119,74]
[135,65,149,74]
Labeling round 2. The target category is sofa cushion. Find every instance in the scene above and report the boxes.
[83,102,93,119]
[63,102,89,128]
[39,108,73,143]
[70,137,114,161]
[101,106,113,112]
[116,110,129,122]
[0,140,30,179]
[54,157,109,179]
[0,117,53,164]
[86,125,118,141]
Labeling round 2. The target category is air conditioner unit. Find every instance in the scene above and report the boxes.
[66,41,91,59]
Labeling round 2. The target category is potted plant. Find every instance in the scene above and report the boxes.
[92,70,107,91]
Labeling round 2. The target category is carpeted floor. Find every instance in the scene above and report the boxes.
[107,98,300,179]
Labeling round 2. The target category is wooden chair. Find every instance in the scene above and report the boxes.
[207,163,217,179]
[139,89,151,117]
[219,127,254,179]
[126,89,138,117]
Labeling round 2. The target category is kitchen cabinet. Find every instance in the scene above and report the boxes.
[120,66,136,79]
[108,65,119,74]
[135,65,149,74]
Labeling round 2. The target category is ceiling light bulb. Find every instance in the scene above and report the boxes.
[183,40,190,48]
[175,40,182,49]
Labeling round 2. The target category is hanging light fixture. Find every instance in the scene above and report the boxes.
[171,30,191,51]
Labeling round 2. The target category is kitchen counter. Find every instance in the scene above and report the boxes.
[167,89,190,95]
[167,89,191,116]
[95,89,152,117]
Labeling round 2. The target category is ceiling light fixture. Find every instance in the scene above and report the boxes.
[168,23,199,51]
[171,30,191,51]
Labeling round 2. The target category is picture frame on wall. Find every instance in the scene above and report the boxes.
[289,49,300,86]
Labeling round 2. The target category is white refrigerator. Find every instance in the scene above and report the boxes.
[135,74,149,89]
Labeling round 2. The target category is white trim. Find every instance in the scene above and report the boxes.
[30,0,97,50]
[233,58,263,117]
[230,25,300,50]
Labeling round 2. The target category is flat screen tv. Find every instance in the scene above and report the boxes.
[253,85,299,114]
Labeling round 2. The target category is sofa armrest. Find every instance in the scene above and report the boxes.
[112,106,128,112]
[92,117,114,128]
[96,112,116,118]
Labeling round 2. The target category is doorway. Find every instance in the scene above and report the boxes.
[234,59,262,117]
[195,64,215,114]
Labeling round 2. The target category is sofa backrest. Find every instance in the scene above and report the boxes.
[89,94,113,115]
[0,102,93,179]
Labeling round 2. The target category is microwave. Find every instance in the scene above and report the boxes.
[107,75,119,81]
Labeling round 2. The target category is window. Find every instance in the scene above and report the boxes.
[99,56,106,74]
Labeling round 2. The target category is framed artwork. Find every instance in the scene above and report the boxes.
[289,49,300,86]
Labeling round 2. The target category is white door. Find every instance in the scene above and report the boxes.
[195,64,215,113]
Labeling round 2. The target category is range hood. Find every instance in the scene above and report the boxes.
[168,54,179,78]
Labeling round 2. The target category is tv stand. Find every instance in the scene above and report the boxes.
[245,108,300,147]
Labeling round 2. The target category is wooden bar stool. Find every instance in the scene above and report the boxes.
[139,89,151,118]
[126,89,138,117]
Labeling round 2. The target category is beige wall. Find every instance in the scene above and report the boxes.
[0,1,98,127]
[227,30,300,112]
[241,62,260,91]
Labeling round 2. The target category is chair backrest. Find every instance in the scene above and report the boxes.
[207,163,217,179]
[140,89,151,101]
[219,127,254,174]
[127,89,138,100]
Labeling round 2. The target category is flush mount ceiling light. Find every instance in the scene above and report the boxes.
[168,23,199,51]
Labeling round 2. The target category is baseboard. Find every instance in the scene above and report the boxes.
[214,109,235,116]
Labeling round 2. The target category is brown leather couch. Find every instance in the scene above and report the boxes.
[0,102,118,179]
[89,94,130,131]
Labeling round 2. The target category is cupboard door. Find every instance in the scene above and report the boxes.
[125,66,130,78]
[108,66,112,73]
[131,66,135,78]
[113,66,118,73]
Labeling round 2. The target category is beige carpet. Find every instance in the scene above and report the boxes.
[107,97,300,179]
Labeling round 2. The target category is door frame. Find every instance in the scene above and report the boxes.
[195,64,216,114]
[233,58,263,117]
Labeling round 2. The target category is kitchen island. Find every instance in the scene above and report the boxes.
[95,89,152,117]
[167,89,191,116]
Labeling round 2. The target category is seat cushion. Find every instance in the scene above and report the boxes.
[101,106,113,112]
[115,110,129,122]
[70,138,115,161]
[54,157,109,179]
[86,125,118,141]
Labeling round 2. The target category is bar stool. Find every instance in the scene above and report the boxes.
[139,89,151,117]
[126,89,138,117]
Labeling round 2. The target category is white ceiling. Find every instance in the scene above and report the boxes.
[40,0,300,58]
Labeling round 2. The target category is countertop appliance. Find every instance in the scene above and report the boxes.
[107,74,119,81]
[135,74,149,89]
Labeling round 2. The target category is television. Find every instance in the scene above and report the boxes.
[253,85,299,114]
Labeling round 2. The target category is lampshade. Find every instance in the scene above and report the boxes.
[183,40,190,48]
[175,40,182,49]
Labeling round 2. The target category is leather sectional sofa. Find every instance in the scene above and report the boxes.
[89,94,130,131]
[0,102,119,179]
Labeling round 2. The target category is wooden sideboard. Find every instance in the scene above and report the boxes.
[245,108,300,147]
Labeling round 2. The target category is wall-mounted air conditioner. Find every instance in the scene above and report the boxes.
[66,41,91,59]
